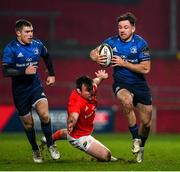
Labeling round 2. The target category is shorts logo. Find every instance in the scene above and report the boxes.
[115,86,121,93]
[83,141,87,148]
[41,92,46,96]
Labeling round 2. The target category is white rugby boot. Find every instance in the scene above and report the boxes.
[48,144,60,160]
[110,156,118,162]
[136,147,144,163]
[132,138,141,153]
[32,149,43,163]
[39,136,46,152]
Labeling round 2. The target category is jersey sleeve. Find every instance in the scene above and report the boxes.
[138,41,150,62]
[68,92,81,114]
[2,45,15,65]
[36,39,48,57]
[103,37,114,47]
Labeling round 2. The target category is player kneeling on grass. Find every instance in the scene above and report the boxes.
[40,70,117,162]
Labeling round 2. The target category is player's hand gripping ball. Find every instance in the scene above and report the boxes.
[99,44,113,67]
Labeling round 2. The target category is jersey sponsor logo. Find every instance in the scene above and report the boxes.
[84,106,96,119]
[17,52,24,58]
[16,61,38,67]
[41,92,46,96]
[26,58,32,62]
[130,46,137,54]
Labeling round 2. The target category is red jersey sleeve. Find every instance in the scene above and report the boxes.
[68,90,81,114]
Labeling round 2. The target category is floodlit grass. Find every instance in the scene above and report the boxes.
[0,132,180,171]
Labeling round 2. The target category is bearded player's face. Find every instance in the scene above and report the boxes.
[80,84,94,100]
[118,20,135,42]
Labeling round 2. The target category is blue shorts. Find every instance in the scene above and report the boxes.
[113,82,152,106]
[13,86,47,116]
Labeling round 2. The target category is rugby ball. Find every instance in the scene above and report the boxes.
[99,43,113,67]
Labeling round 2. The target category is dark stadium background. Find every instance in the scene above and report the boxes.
[0,0,180,133]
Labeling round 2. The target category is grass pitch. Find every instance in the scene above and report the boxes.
[0,132,180,171]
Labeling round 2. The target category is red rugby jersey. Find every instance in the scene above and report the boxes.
[68,85,97,138]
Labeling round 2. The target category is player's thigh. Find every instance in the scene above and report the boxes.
[116,88,133,104]
[19,113,34,130]
[30,87,49,121]
[136,103,152,125]
[113,82,133,104]
[68,135,111,160]
[35,99,49,122]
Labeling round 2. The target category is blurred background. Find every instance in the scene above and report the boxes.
[0,0,180,133]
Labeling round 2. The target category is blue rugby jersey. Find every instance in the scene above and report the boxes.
[103,34,150,85]
[2,39,47,93]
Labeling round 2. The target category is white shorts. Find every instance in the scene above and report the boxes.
[67,134,96,151]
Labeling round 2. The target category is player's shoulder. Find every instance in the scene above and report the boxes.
[4,39,20,52]
[133,34,148,44]
[5,39,18,48]
[133,34,148,48]
[32,39,44,46]
[104,35,119,44]
[68,89,83,108]
[70,90,80,101]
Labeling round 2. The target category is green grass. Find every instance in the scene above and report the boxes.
[0,132,180,171]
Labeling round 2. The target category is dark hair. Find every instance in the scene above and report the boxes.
[15,19,32,31]
[76,76,93,91]
[117,12,136,26]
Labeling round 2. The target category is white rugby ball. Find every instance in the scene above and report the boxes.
[99,43,113,67]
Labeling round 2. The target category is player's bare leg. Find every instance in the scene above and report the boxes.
[86,139,116,162]
[116,89,141,153]
[20,113,43,163]
[135,103,152,162]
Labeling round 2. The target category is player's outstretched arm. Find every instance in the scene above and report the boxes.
[93,70,108,86]
[67,112,79,134]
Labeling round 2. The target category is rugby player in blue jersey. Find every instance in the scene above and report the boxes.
[2,19,60,163]
[90,12,152,163]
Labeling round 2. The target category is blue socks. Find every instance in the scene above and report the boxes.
[41,120,53,147]
[128,124,140,139]
[25,128,38,150]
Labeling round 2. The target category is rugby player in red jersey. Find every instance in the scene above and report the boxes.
[40,70,117,161]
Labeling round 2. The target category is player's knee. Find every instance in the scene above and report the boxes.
[122,102,133,114]
[101,151,111,162]
[24,123,33,131]
[39,113,49,123]
[141,118,152,127]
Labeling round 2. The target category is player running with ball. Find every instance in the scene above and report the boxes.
[89,12,152,163]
